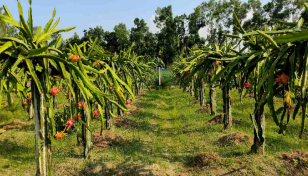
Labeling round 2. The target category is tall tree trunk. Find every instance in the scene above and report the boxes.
[194,78,198,100]
[251,103,265,154]
[82,107,86,150]
[7,94,12,106]
[209,84,216,115]
[117,106,123,117]
[223,82,232,130]
[28,101,33,120]
[84,102,92,159]
[48,134,52,173]
[0,78,3,110]
[33,79,49,176]
[135,83,139,95]
[299,101,306,139]
[33,84,42,176]
[105,102,113,131]
[200,80,204,107]
[41,93,48,176]
[189,81,194,96]
[100,105,104,136]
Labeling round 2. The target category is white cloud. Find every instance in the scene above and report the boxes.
[243,10,253,23]
[149,15,160,34]
[198,26,209,38]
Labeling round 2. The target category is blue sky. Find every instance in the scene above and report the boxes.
[1,0,270,39]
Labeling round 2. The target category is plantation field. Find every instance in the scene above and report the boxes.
[1,87,308,176]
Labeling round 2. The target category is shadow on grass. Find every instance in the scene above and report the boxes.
[266,135,308,153]
[0,139,34,164]
[91,138,160,172]
[81,158,157,176]
[119,111,158,132]
[219,166,247,176]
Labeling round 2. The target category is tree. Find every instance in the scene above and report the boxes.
[0,8,7,37]
[130,18,149,54]
[65,32,82,48]
[144,32,158,57]
[263,0,290,26]
[187,5,206,49]
[154,5,178,66]
[199,0,249,42]
[82,26,105,46]
[114,23,129,51]
[104,31,117,53]
[243,0,267,30]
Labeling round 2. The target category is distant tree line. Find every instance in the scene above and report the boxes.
[1,0,307,66]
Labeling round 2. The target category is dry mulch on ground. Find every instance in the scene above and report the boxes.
[190,152,221,168]
[218,132,253,146]
[92,130,124,148]
[281,150,308,176]
[0,120,28,130]
[113,117,138,128]
[193,100,200,105]
[207,114,238,124]
[195,104,211,113]
[123,104,144,116]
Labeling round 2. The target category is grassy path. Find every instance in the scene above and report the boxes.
[83,88,308,175]
[1,87,308,175]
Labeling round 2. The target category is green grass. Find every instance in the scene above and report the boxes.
[152,69,176,87]
[1,87,308,175]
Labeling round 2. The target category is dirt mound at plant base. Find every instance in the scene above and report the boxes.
[194,100,200,104]
[191,152,221,168]
[195,104,211,113]
[93,130,124,148]
[113,117,137,128]
[207,114,238,124]
[281,150,308,175]
[218,132,253,146]
[124,104,143,116]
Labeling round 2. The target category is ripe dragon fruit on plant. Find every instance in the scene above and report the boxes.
[93,110,99,117]
[55,132,66,139]
[66,118,74,130]
[244,82,251,89]
[126,99,131,105]
[275,74,289,86]
[22,102,28,107]
[50,87,59,96]
[70,54,80,62]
